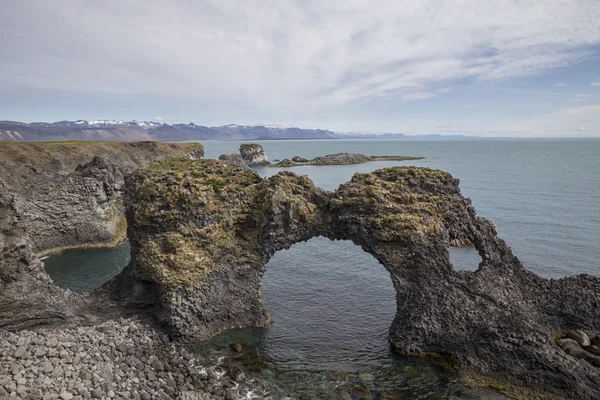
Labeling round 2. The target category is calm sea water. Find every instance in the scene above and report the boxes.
[45,139,600,398]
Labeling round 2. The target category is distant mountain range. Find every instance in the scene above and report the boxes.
[0,120,470,142]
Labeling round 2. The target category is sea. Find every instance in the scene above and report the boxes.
[44,139,600,399]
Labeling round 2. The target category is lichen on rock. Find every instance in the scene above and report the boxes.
[104,159,600,399]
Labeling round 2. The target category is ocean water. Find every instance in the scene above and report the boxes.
[45,139,600,398]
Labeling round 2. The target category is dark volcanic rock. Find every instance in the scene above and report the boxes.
[109,158,600,399]
[271,152,423,167]
[218,153,248,168]
[0,187,92,330]
[0,141,204,254]
[239,144,269,166]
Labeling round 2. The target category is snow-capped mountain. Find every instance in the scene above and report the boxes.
[0,120,339,142]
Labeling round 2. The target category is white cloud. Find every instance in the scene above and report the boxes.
[155,116,164,121]
[554,83,568,87]
[591,81,600,86]
[0,0,599,111]
[495,104,600,136]
[572,94,594,101]
[466,104,479,108]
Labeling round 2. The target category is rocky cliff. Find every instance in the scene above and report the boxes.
[108,159,600,399]
[0,141,204,254]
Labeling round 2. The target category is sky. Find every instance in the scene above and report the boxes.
[1,0,600,137]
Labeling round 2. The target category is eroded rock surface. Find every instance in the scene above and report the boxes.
[218,153,248,168]
[239,144,269,166]
[271,152,423,167]
[0,141,204,254]
[0,186,93,330]
[109,158,600,399]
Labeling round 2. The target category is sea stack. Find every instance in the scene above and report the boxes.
[239,143,269,166]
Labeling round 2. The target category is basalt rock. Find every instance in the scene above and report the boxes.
[0,186,93,330]
[239,144,269,166]
[271,153,423,167]
[0,141,204,254]
[218,153,248,168]
[109,158,600,399]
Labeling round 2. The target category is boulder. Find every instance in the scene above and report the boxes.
[567,330,591,347]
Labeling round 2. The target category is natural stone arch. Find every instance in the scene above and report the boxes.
[106,158,600,399]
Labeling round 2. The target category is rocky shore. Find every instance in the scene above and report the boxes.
[5,150,600,399]
[271,153,423,167]
[0,318,254,400]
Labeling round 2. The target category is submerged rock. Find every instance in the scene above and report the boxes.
[239,143,269,166]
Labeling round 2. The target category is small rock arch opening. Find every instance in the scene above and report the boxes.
[449,238,484,271]
[260,236,397,367]
[44,242,130,292]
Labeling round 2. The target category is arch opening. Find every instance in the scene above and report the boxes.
[190,236,453,399]
[43,242,130,292]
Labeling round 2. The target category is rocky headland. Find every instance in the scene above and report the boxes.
[271,153,423,167]
[0,141,204,255]
[4,156,600,399]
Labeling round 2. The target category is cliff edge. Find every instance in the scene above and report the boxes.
[0,141,204,254]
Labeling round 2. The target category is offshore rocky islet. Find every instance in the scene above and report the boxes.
[2,144,600,399]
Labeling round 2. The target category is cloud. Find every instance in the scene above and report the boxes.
[495,104,600,136]
[466,104,479,108]
[155,116,164,121]
[0,0,599,111]
[572,94,594,101]
[591,81,600,86]
[554,83,568,87]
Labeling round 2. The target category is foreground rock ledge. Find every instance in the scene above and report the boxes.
[101,158,600,399]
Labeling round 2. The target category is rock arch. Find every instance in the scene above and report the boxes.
[104,158,600,398]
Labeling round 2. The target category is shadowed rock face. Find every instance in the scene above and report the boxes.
[106,158,600,399]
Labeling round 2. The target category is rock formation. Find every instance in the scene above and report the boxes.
[239,144,269,166]
[108,158,600,399]
[271,153,423,167]
[218,153,248,168]
[0,141,204,254]
[0,185,97,330]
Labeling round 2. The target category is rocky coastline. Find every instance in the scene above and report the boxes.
[0,318,254,400]
[271,153,423,167]
[4,149,600,399]
[0,141,204,255]
[228,143,424,168]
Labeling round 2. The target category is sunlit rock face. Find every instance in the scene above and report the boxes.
[104,158,600,399]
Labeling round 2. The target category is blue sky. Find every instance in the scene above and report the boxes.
[1,0,599,136]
